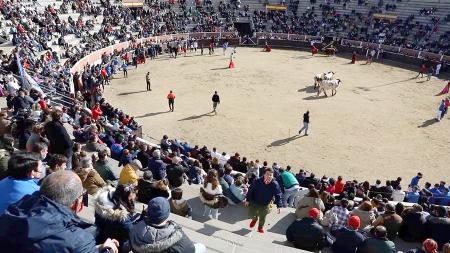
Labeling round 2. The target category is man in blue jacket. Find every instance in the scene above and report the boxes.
[0,170,119,253]
[147,149,167,180]
[245,167,282,233]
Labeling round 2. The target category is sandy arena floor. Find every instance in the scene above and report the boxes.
[104,47,450,185]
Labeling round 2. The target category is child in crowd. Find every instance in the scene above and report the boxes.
[169,188,192,218]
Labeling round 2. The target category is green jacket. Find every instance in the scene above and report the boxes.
[94,160,117,183]
[357,238,396,253]
[280,171,299,189]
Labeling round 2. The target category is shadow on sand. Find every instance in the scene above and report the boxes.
[267,135,304,147]
[297,85,317,94]
[178,111,215,121]
[136,110,171,118]
[418,118,439,128]
[118,90,148,96]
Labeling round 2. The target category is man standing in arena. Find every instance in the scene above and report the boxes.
[167,90,176,112]
[299,111,310,136]
[212,91,220,114]
[245,167,282,233]
[146,72,151,91]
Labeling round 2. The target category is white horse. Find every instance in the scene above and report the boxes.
[314,71,335,89]
[317,79,341,97]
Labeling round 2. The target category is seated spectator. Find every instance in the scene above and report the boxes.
[160,135,172,151]
[187,160,204,185]
[0,152,41,214]
[75,154,106,195]
[95,184,139,252]
[94,150,118,184]
[406,238,438,253]
[0,170,118,252]
[350,201,376,231]
[332,215,365,253]
[137,171,170,204]
[372,203,403,240]
[0,146,13,180]
[223,164,234,185]
[228,176,247,205]
[286,208,332,251]
[119,159,142,186]
[407,186,421,203]
[118,149,133,167]
[25,124,47,152]
[357,226,396,253]
[295,188,325,219]
[147,149,167,180]
[39,154,68,184]
[136,144,150,168]
[166,156,188,188]
[335,176,345,194]
[329,198,350,231]
[85,135,109,154]
[129,197,206,253]
[399,204,427,242]
[169,188,192,218]
[424,205,450,249]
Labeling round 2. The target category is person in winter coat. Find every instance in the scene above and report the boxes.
[44,110,73,169]
[424,205,450,250]
[94,184,140,252]
[169,188,192,218]
[286,208,332,251]
[94,150,117,184]
[372,203,403,240]
[137,171,170,204]
[357,226,396,253]
[399,204,427,242]
[119,159,142,186]
[147,149,167,180]
[166,156,188,188]
[350,201,376,231]
[295,188,325,219]
[75,155,106,195]
[199,169,225,219]
[406,238,439,253]
[129,197,206,253]
[332,215,366,253]
[0,152,41,214]
[0,170,119,253]
[245,167,283,233]
[91,102,103,121]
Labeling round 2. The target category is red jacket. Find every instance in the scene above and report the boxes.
[91,106,103,121]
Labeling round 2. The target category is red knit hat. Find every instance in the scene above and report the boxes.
[423,239,438,253]
[308,208,320,219]
[348,215,361,230]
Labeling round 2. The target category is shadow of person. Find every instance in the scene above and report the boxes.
[178,111,215,121]
[118,90,148,96]
[135,110,171,118]
[418,118,439,128]
[303,95,328,100]
[267,135,303,147]
[297,85,317,94]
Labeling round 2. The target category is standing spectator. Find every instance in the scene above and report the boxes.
[298,111,310,136]
[357,226,396,253]
[410,173,423,188]
[0,170,119,252]
[280,167,300,207]
[167,90,176,112]
[286,208,332,251]
[129,197,206,253]
[0,152,41,214]
[199,169,224,219]
[332,215,365,253]
[435,62,442,76]
[44,110,73,169]
[245,167,282,233]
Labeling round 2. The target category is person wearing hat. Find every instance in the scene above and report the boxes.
[372,203,403,240]
[331,215,365,253]
[406,238,439,253]
[147,149,167,181]
[129,197,206,253]
[119,159,142,186]
[166,156,188,188]
[357,226,396,253]
[286,207,332,251]
[424,205,450,250]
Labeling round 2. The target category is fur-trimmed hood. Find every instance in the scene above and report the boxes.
[94,189,130,221]
[199,187,219,206]
[130,219,189,253]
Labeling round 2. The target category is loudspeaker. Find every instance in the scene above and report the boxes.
[234,22,252,36]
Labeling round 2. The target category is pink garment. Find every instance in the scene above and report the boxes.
[439,83,449,95]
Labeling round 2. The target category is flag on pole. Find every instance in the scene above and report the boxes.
[16,53,46,96]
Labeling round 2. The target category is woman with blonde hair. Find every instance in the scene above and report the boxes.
[199,169,226,219]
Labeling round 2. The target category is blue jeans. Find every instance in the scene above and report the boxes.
[283,185,300,207]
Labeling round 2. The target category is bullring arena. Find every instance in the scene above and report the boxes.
[105,46,449,184]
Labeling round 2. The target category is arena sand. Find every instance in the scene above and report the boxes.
[104,47,449,185]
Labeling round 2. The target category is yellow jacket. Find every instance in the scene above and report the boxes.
[119,164,138,185]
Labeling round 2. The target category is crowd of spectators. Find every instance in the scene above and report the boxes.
[0,0,449,252]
